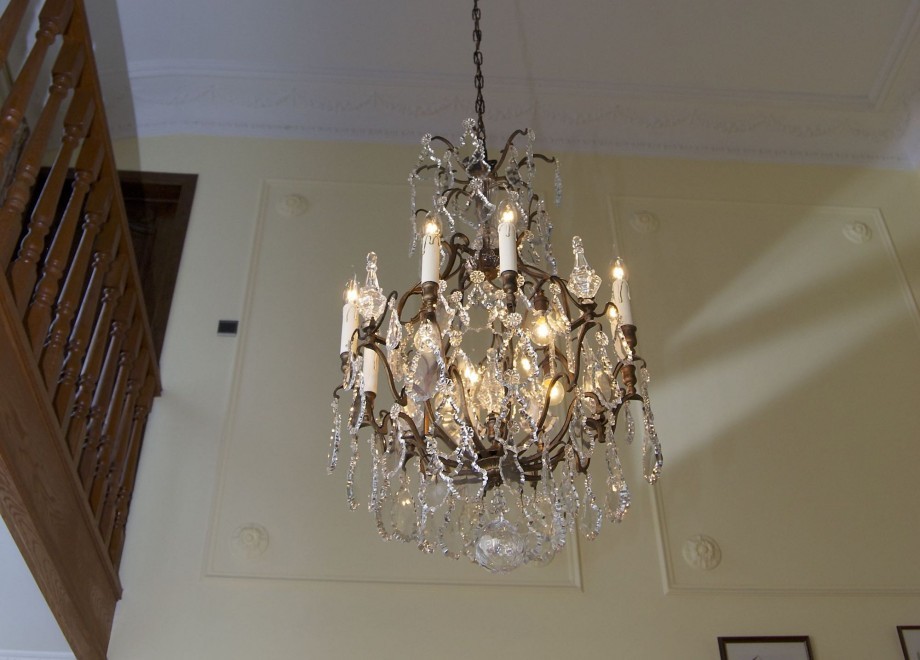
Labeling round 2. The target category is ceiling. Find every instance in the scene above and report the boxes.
[87,0,920,168]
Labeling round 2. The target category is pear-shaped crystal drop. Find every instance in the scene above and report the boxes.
[424,474,449,511]
[568,236,601,299]
[606,475,631,523]
[390,475,418,541]
[639,367,663,483]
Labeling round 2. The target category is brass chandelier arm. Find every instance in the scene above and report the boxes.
[365,340,409,407]
[489,128,530,170]
[441,233,471,281]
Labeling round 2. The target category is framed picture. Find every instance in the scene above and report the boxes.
[718,636,813,660]
[898,626,920,660]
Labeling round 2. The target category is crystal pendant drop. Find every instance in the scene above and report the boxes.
[424,474,449,511]
[606,474,631,523]
[568,236,601,299]
[390,475,418,541]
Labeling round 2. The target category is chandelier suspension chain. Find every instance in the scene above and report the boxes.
[472,0,486,147]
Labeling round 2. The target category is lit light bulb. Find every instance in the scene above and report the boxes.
[606,305,618,324]
[344,279,358,303]
[529,311,553,347]
[543,378,565,406]
[464,364,480,385]
[424,217,441,235]
[499,202,517,225]
[612,259,627,281]
[518,355,533,376]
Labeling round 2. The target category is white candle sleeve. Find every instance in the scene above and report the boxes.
[421,233,440,283]
[611,279,633,326]
[362,348,379,393]
[340,303,358,354]
[498,221,517,273]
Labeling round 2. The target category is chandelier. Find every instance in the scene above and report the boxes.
[329,0,662,572]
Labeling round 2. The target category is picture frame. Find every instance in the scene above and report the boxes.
[718,636,813,660]
[898,626,920,660]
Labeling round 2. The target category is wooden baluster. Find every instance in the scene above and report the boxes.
[106,373,156,566]
[0,38,85,268]
[41,177,114,391]
[9,86,95,314]
[63,254,128,455]
[0,0,30,69]
[54,222,125,436]
[25,137,103,357]
[0,0,74,176]
[81,305,142,496]
[94,347,149,526]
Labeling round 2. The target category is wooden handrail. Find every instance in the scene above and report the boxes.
[0,1,163,657]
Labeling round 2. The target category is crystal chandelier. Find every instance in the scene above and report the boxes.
[329,0,662,572]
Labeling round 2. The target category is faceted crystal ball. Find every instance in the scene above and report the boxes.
[474,517,526,573]
[357,286,387,321]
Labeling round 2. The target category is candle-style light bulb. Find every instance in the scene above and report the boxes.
[420,213,442,283]
[610,257,633,326]
[497,201,518,274]
[340,278,359,354]
[362,348,379,394]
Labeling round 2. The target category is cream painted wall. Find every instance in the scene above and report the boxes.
[107,135,920,660]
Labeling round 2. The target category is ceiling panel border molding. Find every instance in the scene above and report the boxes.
[652,487,920,597]
[606,195,920,597]
[0,653,75,660]
[202,179,583,590]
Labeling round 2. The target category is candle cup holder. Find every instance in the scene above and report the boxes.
[620,324,640,400]
[420,281,439,321]
[500,270,518,312]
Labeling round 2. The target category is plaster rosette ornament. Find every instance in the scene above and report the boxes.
[328,0,663,573]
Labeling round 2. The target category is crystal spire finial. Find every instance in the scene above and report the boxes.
[357,252,387,321]
[568,236,601,299]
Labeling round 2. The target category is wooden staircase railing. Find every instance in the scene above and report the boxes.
[0,1,161,657]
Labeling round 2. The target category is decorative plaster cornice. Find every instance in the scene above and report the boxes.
[98,62,920,168]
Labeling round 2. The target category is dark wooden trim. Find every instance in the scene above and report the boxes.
[0,276,117,660]
[118,170,197,358]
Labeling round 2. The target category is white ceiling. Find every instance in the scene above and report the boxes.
[88,0,920,168]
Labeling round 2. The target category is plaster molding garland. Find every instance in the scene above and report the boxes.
[231,523,269,559]
[630,211,660,234]
[276,193,309,217]
[682,534,722,571]
[101,60,920,168]
[843,220,873,244]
